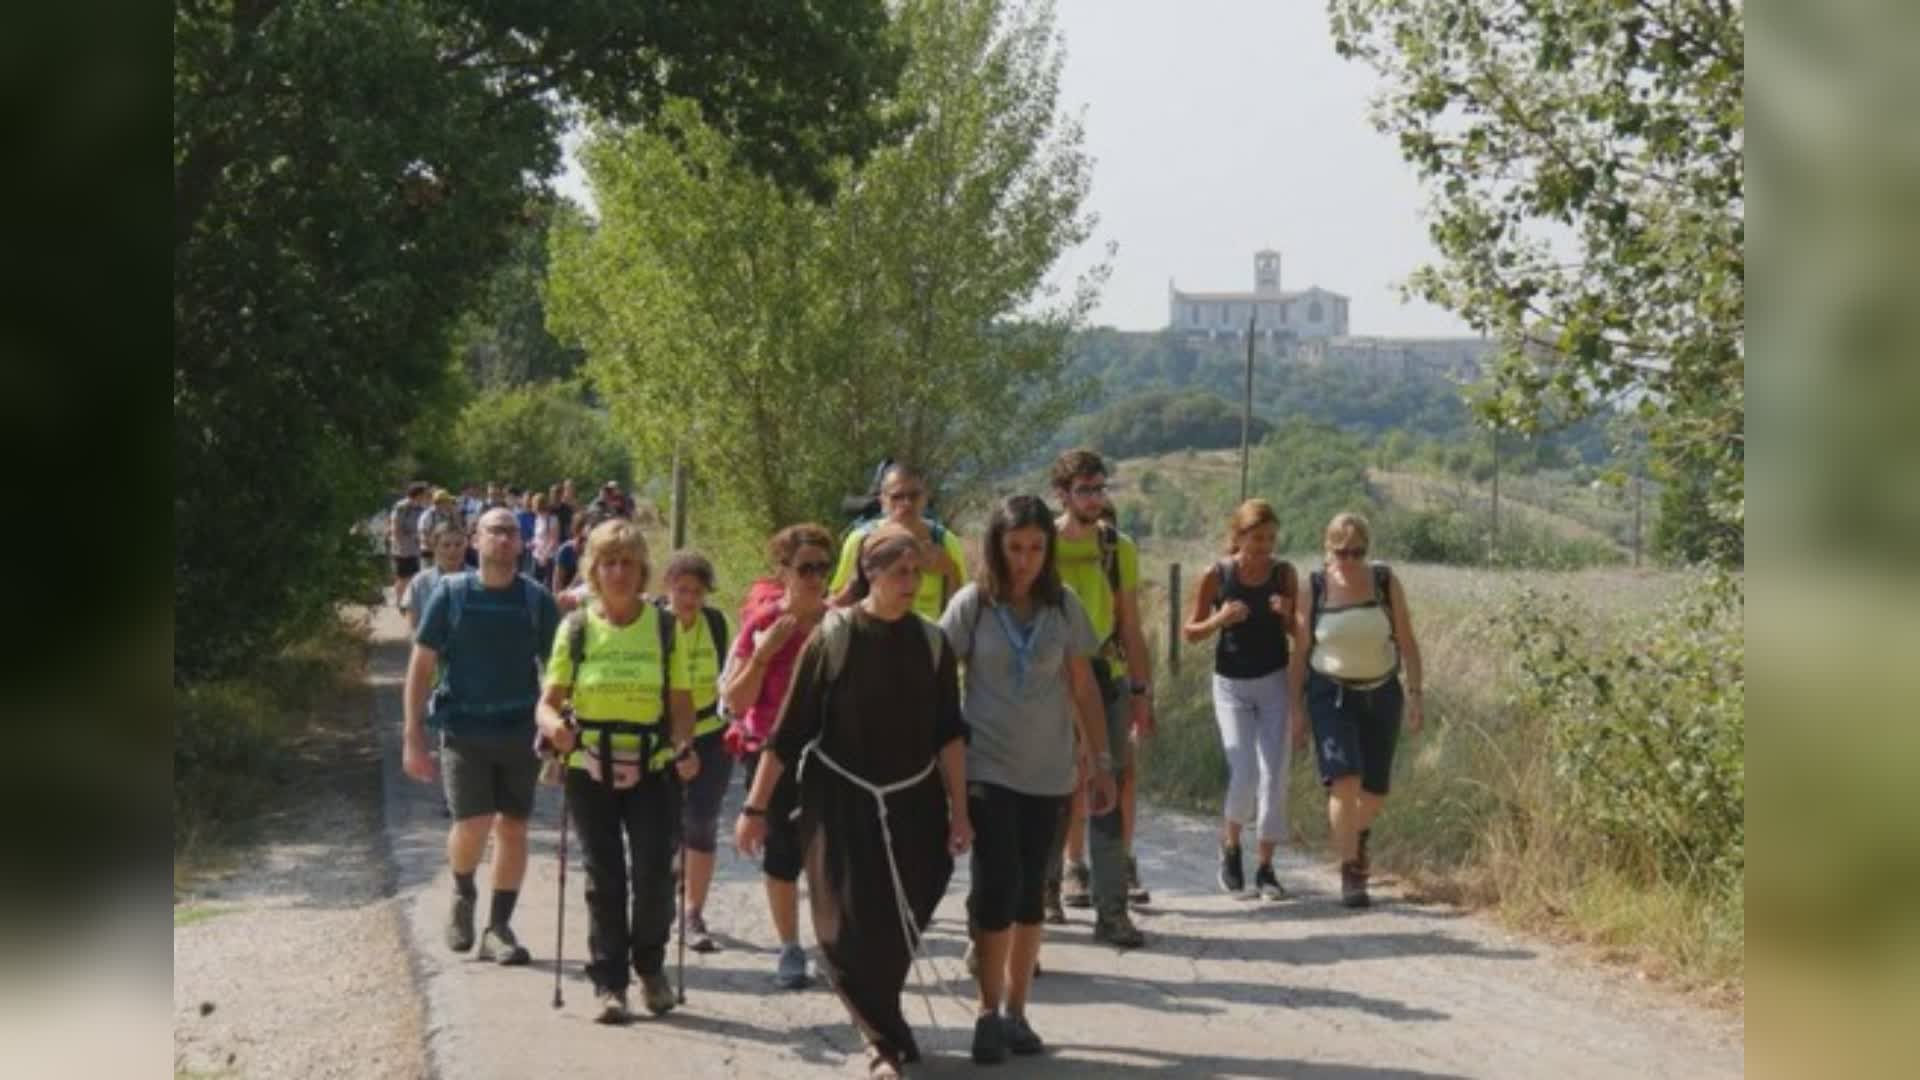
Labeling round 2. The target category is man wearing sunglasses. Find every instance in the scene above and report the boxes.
[827,462,968,621]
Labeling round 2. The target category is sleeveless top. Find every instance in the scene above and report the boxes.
[1213,557,1293,680]
[1309,566,1399,683]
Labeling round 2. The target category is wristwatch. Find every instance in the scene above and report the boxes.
[741,805,767,818]
[1128,680,1150,697]
[1093,750,1114,771]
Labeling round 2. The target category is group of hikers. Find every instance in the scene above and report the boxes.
[389,448,1424,1078]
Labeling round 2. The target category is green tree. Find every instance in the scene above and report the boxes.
[452,198,588,390]
[450,382,634,497]
[548,0,1101,536]
[1329,0,1744,530]
[175,0,908,681]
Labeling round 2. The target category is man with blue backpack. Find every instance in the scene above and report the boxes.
[403,507,561,966]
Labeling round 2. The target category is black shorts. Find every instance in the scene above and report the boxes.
[740,751,804,884]
[441,732,540,820]
[392,554,421,577]
[1307,673,1403,796]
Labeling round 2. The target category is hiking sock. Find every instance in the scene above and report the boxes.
[454,871,478,901]
[489,889,520,930]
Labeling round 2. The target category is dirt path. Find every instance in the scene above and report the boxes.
[367,606,1738,1079]
[173,650,427,1080]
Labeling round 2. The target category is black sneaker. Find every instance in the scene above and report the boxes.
[447,893,476,953]
[1092,909,1146,949]
[687,911,719,954]
[477,924,531,965]
[1340,859,1372,909]
[1042,879,1067,924]
[1254,862,1287,901]
[640,972,676,1015]
[1061,862,1092,908]
[1126,854,1151,905]
[971,1012,1008,1064]
[1003,1012,1045,1056]
[1218,844,1245,894]
[594,988,631,1025]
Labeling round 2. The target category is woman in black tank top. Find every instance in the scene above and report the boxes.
[1183,499,1306,901]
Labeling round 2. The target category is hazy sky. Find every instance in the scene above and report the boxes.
[557,0,1473,338]
[1045,0,1470,336]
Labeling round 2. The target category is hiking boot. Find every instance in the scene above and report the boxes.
[1340,859,1372,909]
[593,988,631,1025]
[1218,844,1245,895]
[971,1012,1008,1064]
[687,911,718,954]
[477,924,531,965]
[1003,1012,1045,1056]
[639,972,676,1015]
[776,942,811,989]
[1254,862,1287,901]
[1061,862,1092,908]
[1127,854,1151,906]
[1042,879,1067,924]
[1092,909,1146,949]
[1357,828,1373,877]
[447,893,476,953]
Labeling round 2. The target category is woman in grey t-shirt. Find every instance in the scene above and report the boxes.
[939,494,1117,1063]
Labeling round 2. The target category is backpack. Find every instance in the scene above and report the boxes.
[431,572,551,727]
[814,605,945,684]
[562,603,679,788]
[1308,562,1395,644]
[1213,557,1297,667]
[1093,520,1126,660]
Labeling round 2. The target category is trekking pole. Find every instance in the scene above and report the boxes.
[676,774,689,1006]
[552,759,571,1010]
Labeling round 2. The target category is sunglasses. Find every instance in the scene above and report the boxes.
[884,489,925,502]
[1070,483,1108,497]
[790,560,832,578]
[1330,546,1368,559]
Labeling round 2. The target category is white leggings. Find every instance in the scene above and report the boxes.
[1210,670,1292,844]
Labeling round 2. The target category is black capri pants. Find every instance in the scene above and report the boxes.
[741,750,805,883]
[967,782,1068,933]
[679,729,734,855]
[1306,671,1404,796]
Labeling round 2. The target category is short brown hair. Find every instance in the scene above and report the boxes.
[1050,448,1107,493]
[768,523,835,567]
[582,519,650,599]
[1323,511,1373,553]
[663,550,716,591]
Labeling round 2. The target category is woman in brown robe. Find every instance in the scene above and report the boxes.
[736,523,972,1078]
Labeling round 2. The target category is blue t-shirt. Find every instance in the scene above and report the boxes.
[516,509,537,543]
[415,573,561,736]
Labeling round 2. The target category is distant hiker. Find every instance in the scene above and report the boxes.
[736,524,970,1078]
[1045,450,1152,948]
[402,508,560,968]
[1184,499,1305,900]
[403,523,471,632]
[658,551,732,955]
[1303,511,1426,908]
[827,462,967,622]
[940,496,1116,1064]
[530,492,560,587]
[535,519,699,1022]
[720,523,835,989]
[387,481,430,606]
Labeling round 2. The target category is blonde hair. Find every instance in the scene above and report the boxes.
[1323,511,1372,553]
[582,518,651,600]
[1225,498,1280,554]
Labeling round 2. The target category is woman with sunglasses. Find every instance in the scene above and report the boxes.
[1300,511,1425,908]
[721,523,837,989]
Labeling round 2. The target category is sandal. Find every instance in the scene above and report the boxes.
[866,1045,903,1078]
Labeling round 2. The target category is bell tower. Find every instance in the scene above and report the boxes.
[1254,249,1281,295]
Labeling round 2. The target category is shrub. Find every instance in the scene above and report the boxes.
[1498,573,1744,896]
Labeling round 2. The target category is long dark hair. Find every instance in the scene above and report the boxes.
[979,494,1064,608]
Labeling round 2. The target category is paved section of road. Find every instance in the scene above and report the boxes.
[369,605,1741,1079]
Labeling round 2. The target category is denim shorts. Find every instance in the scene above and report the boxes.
[1306,672,1403,796]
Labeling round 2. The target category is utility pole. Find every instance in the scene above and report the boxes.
[1632,468,1644,568]
[670,448,688,550]
[1489,424,1500,564]
[1239,311,1256,503]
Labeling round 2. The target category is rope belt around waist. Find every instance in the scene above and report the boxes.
[794,740,967,1033]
